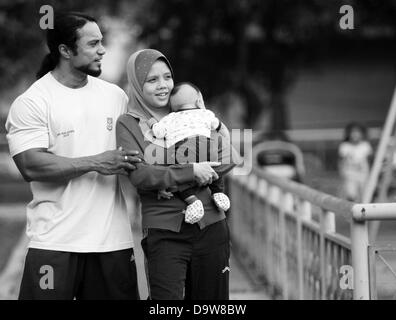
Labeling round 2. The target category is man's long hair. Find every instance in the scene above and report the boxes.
[36,12,96,79]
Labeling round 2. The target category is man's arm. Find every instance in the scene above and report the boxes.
[13,147,141,183]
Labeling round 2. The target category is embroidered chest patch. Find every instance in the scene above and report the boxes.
[107,117,113,131]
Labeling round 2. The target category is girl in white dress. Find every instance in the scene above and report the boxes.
[338,123,373,202]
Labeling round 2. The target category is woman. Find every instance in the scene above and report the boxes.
[116,49,235,300]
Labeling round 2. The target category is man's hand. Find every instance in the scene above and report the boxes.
[93,147,141,176]
[193,161,220,186]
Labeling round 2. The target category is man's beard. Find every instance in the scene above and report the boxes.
[76,64,102,77]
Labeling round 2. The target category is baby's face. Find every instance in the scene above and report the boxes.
[170,85,203,111]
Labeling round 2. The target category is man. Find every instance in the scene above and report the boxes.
[5,12,141,299]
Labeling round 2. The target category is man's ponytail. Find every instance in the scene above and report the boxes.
[36,53,58,79]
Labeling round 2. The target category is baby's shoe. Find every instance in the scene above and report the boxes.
[184,200,204,224]
[213,193,230,211]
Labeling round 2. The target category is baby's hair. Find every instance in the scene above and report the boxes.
[170,82,201,97]
[343,122,368,142]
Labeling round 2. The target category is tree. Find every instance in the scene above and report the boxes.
[0,0,127,91]
[134,0,396,132]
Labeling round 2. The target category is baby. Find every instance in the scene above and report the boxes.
[148,82,234,224]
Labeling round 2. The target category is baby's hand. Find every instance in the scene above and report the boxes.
[157,189,174,200]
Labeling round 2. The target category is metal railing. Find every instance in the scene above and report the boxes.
[228,167,396,300]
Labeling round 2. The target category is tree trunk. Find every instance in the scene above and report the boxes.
[270,90,288,135]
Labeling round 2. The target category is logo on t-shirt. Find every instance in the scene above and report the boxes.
[107,117,113,131]
[56,130,75,138]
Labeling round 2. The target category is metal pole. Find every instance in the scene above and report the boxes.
[362,87,396,238]
[351,219,370,299]
[352,203,396,221]
[370,134,396,240]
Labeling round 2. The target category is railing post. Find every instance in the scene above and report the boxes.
[279,191,291,299]
[319,210,336,300]
[247,175,257,269]
[301,201,312,221]
[296,200,311,300]
[239,175,249,256]
[322,211,336,233]
[351,219,370,300]
[268,185,281,292]
[258,179,270,283]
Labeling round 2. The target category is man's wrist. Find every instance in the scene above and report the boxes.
[72,155,100,174]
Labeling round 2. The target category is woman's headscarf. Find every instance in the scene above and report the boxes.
[126,49,174,144]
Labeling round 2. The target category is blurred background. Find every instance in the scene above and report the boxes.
[1,0,396,299]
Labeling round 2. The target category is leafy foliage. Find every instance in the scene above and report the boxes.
[1,0,396,130]
[0,0,126,90]
[134,0,396,130]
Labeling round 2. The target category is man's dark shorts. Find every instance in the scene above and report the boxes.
[18,248,139,300]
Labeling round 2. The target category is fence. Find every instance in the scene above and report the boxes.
[228,167,396,300]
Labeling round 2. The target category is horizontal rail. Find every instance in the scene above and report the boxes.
[248,167,354,221]
[302,215,351,248]
[325,232,351,249]
[352,203,396,221]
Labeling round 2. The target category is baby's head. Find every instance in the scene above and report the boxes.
[169,82,205,112]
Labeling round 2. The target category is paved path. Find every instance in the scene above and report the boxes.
[0,204,269,300]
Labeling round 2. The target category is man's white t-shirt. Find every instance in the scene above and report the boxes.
[5,72,133,252]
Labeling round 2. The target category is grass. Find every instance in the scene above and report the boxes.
[0,219,25,274]
[0,151,30,276]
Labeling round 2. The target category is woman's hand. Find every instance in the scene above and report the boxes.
[193,162,220,186]
[157,189,174,200]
